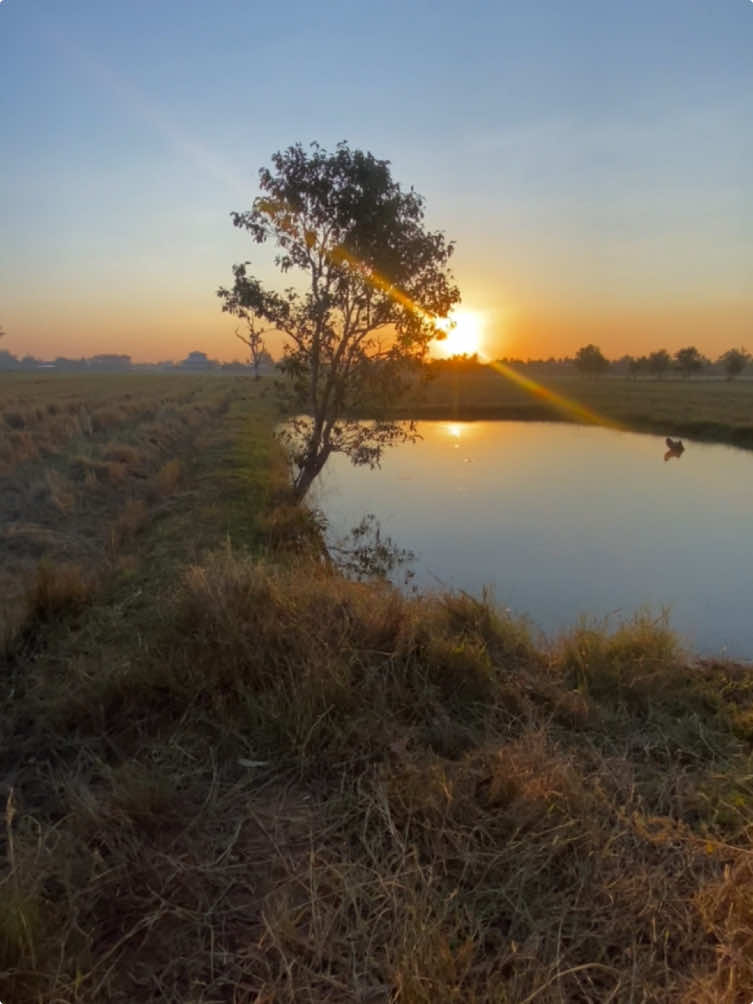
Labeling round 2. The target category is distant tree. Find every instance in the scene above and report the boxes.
[718,347,750,381]
[218,141,459,501]
[615,354,633,373]
[574,344,609,377]
[648,349,672,379]
[0,350,19,370]
[627,355,650,379]
[674,346,707,379]
[235,316,271,380]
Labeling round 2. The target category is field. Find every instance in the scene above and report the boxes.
[398,363,753,450]
[2,372,753,1003]
[0,372,281,644]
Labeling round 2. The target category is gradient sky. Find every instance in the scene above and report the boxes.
[1,0,751,363]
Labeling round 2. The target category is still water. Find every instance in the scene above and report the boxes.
[312,421,753,659]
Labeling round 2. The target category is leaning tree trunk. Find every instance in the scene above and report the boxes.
[292,449,331,502]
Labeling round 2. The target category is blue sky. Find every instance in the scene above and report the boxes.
[1,0,751,361]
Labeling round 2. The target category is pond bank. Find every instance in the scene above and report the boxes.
[384,372,753,452]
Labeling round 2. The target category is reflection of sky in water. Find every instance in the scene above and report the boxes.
[312,421,753,659]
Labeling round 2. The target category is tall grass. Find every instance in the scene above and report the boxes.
[2,552,752,1002]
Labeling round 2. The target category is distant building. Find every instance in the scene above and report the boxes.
[54,357,88,371]
[89,354,132,371]
[180,351,215,370]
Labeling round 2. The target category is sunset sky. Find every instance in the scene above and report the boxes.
[1,0,751,363]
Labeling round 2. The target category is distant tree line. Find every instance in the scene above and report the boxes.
[573,344,751,380]
[494,345,751,381]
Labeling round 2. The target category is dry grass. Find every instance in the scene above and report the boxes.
[110,498,150,549]
[147,457,182,500]
[2,551,752,1003]
[2,375,752,1002]
[0,372,251,649]
[103,442,142,466]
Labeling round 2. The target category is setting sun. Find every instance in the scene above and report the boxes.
[434,309,485,359]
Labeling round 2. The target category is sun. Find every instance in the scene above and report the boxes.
[433,309,485,359]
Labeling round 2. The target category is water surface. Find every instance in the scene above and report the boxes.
[313,422,753,659]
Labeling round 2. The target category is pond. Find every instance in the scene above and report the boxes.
[312,421,753,659]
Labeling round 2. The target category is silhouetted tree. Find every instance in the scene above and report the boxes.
[234,316,270,380]
[718,347,750,381]
[218,141,459,501]
[627,355,651,379]
[648,349,671,379]
[674,346,707,379]
[574,344,609,377]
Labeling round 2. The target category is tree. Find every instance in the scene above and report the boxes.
[574,344,609,377]
[718,347,750,381]
[234,316,271,380]
[218,142,459,500]
[648,349,671,379]
[674,346,707,379]
[627,355,651,379]
[0,350,20,370]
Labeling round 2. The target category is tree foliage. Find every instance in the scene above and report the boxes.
[648,349,671,379]
[673,346,707,378]
[574,344,609,377]
[218,142,459,500]
[626,355,650,378]
[718,347,750,381]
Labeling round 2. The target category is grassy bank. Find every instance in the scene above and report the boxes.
[396,364,753,450]
[2,376,753,1002]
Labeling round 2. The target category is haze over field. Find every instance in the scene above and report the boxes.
[1,0,751,362]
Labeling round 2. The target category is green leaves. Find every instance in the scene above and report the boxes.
[218,141,460,499]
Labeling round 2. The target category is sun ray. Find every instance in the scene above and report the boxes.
[485,358,625,430]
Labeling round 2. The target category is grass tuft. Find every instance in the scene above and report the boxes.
[24,561,96,623]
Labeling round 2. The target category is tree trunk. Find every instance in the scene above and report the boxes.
[292,449,331,502]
